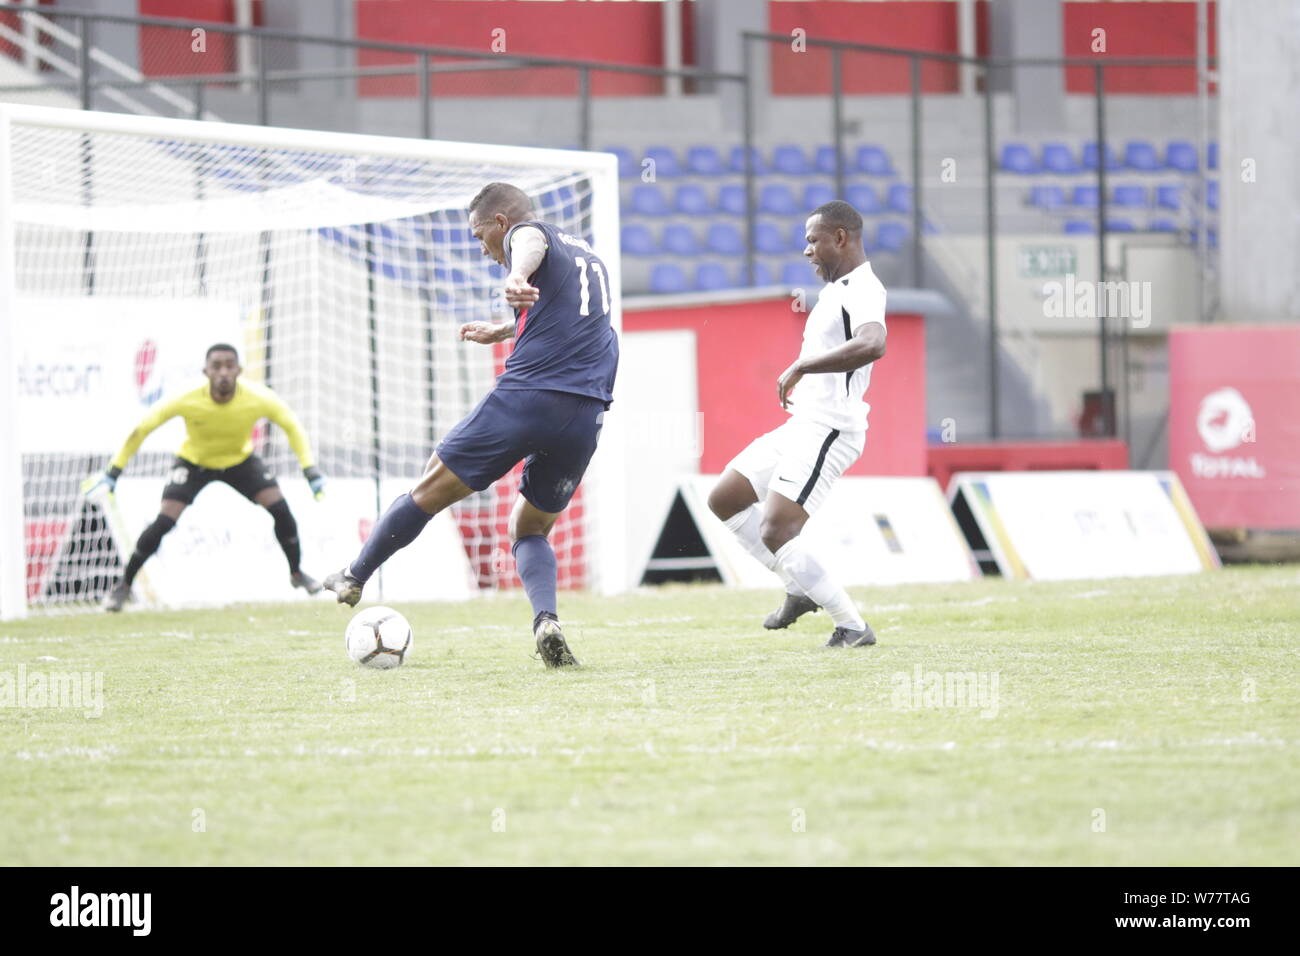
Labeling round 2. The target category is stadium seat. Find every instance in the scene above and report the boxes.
[602,146,636,179]
[1207,179,1219,211]
[644,145,683,178]
[845,182,882,214]
[717,183,748,216]
[875,221,908,253]
[854,145,894,176]
[1082,141,1122,171]
[1040,143,1080,174]
[728,144,766,174]
[673,184,712,215]
[1123,140,1161,172]
[1063,219,1096,234]
[887,183,912,214]
[781,261,811,287]
[999,143,1038,174]
[620,224,657,256]
[755,221,787,255]
[686,146,726,176]
[661,223,701,256]
[759,184,800,215]
[790,221,809,252]
[802,182,835,212]
[649,263,689,294]
[1071,185,1100,207]
[1147,218,1178,233]
[1028,185,1067,209]
[1111,185,1148,207]
[705,222,745,256]
[813,145,842,175]
[1165,140,1197,172]
[695,262,733,291]
[1208,141,1219,170]
[629,184,671,216]
[772,144,812,175]
[1105,218,1136,232]
[1156,184,1184,210]
[750,261,776,286]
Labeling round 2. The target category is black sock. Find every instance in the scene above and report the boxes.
[122,513,176,586]
[533,610,559,630]
[267,499,301,574]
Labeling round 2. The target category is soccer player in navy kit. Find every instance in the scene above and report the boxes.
[324,183,618,668]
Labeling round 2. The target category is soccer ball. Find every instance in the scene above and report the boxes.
[344,606,413,669]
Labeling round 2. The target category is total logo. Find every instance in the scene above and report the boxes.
[134,339,164,406]
[1191,387,1265,479]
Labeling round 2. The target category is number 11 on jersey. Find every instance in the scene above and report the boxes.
[574,256,610,316]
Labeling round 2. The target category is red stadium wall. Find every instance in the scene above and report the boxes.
[1063,1,1217,93]
[623,295,926,477]
[354,0,694,97]
[136,1,259,77]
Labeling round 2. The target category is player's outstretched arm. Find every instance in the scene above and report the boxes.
[459,320,516,344]
[778,323,887,409]
[261,388,325,499]
[83,397,183,495]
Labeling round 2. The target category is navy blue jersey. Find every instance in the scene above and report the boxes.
[496,220,619,404]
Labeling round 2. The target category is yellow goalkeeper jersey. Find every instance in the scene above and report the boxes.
[110,380,315,472]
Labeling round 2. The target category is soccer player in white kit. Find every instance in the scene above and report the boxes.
[708,200,886,647]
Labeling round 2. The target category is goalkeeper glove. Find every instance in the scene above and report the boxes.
[81,466,122,497]
[304,466,326,500]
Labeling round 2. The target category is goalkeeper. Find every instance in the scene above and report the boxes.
[84,343,326,612]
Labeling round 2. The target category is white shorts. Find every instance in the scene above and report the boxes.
[726,419,865,515]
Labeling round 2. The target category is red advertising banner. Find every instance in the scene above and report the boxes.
[1169,325,1300,529]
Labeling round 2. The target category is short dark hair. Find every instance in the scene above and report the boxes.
[468,182,533,221]
[810,199,864,235]
[205,343,239,363]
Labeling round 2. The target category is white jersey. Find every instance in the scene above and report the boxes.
[791,260,887,432]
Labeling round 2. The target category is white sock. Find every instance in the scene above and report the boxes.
[722,505,803,596]
[774,537,865,630]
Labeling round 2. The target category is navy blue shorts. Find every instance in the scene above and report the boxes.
[436,387,607,513]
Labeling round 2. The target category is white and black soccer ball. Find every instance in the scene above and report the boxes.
[344,606,412,669]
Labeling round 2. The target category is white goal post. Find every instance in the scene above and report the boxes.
[0,104,626,619]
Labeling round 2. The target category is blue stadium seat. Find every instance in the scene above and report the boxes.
[1208,141,1219,170]
[772,144,812,175]
[1112,185,1148,207]
[875,222,908,253]
[1063,219,1096,235]
[1040,143,1080,174]
[661,223,701,256]
[755,221,787,255]
[1106,218,1136,232]
[813,145,842,175]
[750,261,776,287]
[1164,140,1197,172]
[649,263,689,294]
[999,143,1038,174]
[717,183,748,216]
[854,145,894,176]
[629,184,671,216]
[845,182,882,214]
[621,224,657,256]
[705,222,745,256]
[781,261,811,287]
[887,183,912,213]
[686,146,726,176]
[695,262,733,291]
[1028,185,1067,209]
[1207,179,1219,211]
[1082,141,1122,171]
[1071,185,1100,207]
[803,182,835,212]
[673,184,712,215]
[1147,218,1178,233]
[790,222,810,252]
[644,146,683,178]
[1156,184,1184,210]
[728,144,766,174]
[759,184,800,215]
[1123,140,1161,172]
[602,146,636,179]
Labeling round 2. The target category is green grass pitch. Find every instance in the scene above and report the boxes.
[1,565,1297,866]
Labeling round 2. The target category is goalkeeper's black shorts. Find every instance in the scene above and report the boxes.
[161,454,279,505]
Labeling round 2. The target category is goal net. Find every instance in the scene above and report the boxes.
[0,105,624,618]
